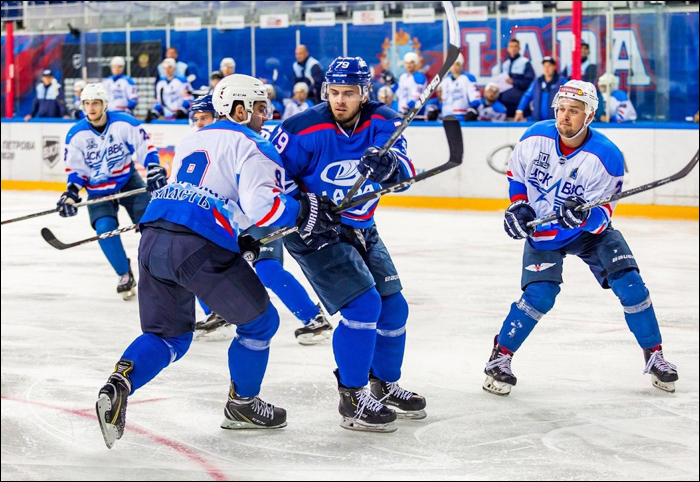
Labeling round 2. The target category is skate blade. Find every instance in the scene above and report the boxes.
[96,394,118,449]
[340,417,397,433]
[296,329,332,346]
[482,376,512,396]
[220,418,287,430]
[120,289,136,301]
[394,408,427,420]
[651,376,676,393]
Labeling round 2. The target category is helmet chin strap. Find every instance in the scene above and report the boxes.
[556,109,594,141]
[88,109,107,127]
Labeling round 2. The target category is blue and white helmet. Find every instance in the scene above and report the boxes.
[321,56,372,101]
[189,94,216,126]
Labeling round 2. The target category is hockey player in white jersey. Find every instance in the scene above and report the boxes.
[598,73,637,123]
[102,56,138,114]
[146,58,192,122]
[439,53,481,121]
[59,83,164,299]
[483,80,678,396]
[396,52,427,115]
[95,74,340,448]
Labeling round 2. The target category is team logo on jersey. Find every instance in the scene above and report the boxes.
[41,136,61,168]
[534,152,550,169]
[320,160,362,186]
[569,167,578,180]
[87,138,98,150]
[525,263,556,272]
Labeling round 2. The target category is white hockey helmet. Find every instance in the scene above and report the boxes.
[212,74,270,124]
[404,52,419,64]
[80,83,109,109]
[110,56,126,67]
[597,72,620,91]
[161,58,176,69]
[73,79,87,91]
[220,57,236,72]
[551,80,598,139]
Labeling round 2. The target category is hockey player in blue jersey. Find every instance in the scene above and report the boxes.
[271,57,426,433]
[483,80,679,397]
[59,83,164,299]
[95,74,340,448]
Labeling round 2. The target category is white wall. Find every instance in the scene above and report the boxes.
[2,121,698,207]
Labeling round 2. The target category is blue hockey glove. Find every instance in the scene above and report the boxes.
[557,195,590,230]
[504,200,536,239]
[146,164,168,193]
[56,184,82,218]
[296,192,340,250]
[357,146,399,183]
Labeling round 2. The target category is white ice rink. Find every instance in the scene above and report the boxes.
[1,190,698,481]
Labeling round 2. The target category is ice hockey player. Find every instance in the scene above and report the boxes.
[476,82,507,122]
[95,74,340,448]
[597,73,637,123]
[396,52,427,115]
[59,83,162,299]
[439,53,481,121]
[146,58,192,122]
[103,56,138,115]
[271,57,427,433]
[484,80,678,397]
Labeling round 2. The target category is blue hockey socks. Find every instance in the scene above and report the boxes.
[121,332,193,393]
[255,259,318,323]
[228,304,280,398]
[498,281,560,352]
[197,298,212,316]
[609,269,662,349]
[94,216,129,276]
[333,288,382,388]
[371,292,409,383]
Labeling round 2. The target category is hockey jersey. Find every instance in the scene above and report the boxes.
[270,101,415,229]
[477,98,507,122]
[64,111,159,196]
[139,119,301,252]
[507,120,625,250]
[396,71,427,114]
[154,76,192,118]
[440,72,481,119]
[606,90,637,123]
[103,74,138,113]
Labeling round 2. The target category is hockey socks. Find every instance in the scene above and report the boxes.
[371,292,409,383]
[498,281,560,352]
[255,259,319,323]
[95,217,129,276]
[228,304,280,398]
[197,298,212,316]
[121,332,193,393]
[333,289,382,388]
[609,269,662,348]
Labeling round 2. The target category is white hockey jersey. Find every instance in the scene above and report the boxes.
[154,76,192,118]
[606,90,637,123]
[440,72,481,118]
[396,71,427,114]
[102,74,138,113]
[64,111,159,196]
[507,120,625,250]
[139,119,301,252]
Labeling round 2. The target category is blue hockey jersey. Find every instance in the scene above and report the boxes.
[270,101,416,229]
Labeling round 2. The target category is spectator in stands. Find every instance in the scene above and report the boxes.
[499,38,535,118]
[514,56,566,122]
[103,56,138,115]
[598,73,637,123]
[220,58,235,77]
[157,46,196,84]
[282,82,314,120]
[24,69,68,121]
[377,85,398,111]
[265,84,283,120]
[146,58,192,122]
[476,82,507,122]
[69,80,86,120]
[563,42,597,84]
[293,44,324,104]
[396,52,427,115]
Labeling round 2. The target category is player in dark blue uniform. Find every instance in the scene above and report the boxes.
[270,57,426,433]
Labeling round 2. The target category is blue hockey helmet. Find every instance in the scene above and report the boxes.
[322,56,372,101]
[189,94,216,127]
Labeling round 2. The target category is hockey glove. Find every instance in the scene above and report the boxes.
[56,184,82,218]
[465,107,479,122]
[146,165,168,193]
[237,232,260,263]
[144,110,159,123]
[557,195,590,229]
[296,192,341,250]
[504,200,536,239]
[358,146,399,183]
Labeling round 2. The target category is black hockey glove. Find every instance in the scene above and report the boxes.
[358,146,399,183]
[504,200,536,239]
[557,195,590,229]
[465,107,479,121]
[56,184,82,218]
[144,110,159,123]
[296,192,341,249]
[146,165,168,193]
[238,232,260,263]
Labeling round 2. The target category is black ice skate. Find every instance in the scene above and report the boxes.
[483,335,517,396]
[643,345,679,393]
[335,369,397,433]
[369,374,427,420]
[116,259,136,300]
[194,312,232,340]
[294,303,333,345]
[96,360,133,449]
[221,382,287,430]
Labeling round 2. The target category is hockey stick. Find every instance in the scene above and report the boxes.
[40,117,463,252]
[337,0,461,208]
[1,187,148,226]
[527,149,699,229]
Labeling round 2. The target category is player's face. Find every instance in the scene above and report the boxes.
[293,88,308,102]
[164,65,175,77]
[404,60,417,73]
[83,99,105,121]
[450,62,463,77]
[555,98,591,137]
[194,112,215,129]
[246,101,270,133]
[328,85,365,125]
[221,66,234,77]
[484,87,499,102]
[111,65,124,76]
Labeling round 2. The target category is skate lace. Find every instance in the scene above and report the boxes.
[251,397,275,420]
[643,350,677,375]
[354,387,385,419]
[381,382,414,402]
[485,352,513,375]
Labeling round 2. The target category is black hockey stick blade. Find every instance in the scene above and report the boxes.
[338,0,461,208]
[528,149,699,228]
[41,224,138,250]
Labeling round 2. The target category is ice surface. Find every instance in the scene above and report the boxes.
[2,190,698,481]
